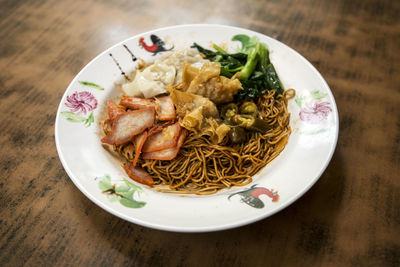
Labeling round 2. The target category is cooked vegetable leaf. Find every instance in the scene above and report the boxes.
[212,44,228,54]
[232,34,259,53]
[191,34,285,101]
[264,64,284,95]
[240,43,259,81]
[191,43,218,58]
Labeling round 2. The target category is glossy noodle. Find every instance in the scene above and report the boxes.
[112,88,295,194]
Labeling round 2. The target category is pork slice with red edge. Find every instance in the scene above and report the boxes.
[132,131,148,167]
[123,162,154,185]
[141,122,181,153]
[142,129,188,160]
[147,124,163,136]
[101,107,155,146]
[154,95,176,121]
[119,96,155,110]
[106,100,126,120]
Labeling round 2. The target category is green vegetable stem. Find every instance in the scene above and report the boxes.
[239,43,259,81]
[191,34,285,101]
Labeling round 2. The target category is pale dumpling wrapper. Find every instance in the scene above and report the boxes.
[168,88,230,144]
[122,60,175,98]
[182,62,242,105]
[122,49,209,98]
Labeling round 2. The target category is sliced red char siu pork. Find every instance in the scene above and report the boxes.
[101,107,155,146]
[154,95,176,121]
[123,163,154,185]
[147,124,164,136]
[142,129,188,160]
[132,131,148,167]
[120,95,176,122]
[106,100,126,119]
[141,122,181,153]
[103,101,126,133]
[119,96,155,109]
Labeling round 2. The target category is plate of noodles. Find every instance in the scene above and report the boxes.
[55,24,338,232]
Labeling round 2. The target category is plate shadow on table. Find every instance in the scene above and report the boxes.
[71,148,345,265]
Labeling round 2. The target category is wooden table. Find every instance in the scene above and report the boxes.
[1,0,399,266]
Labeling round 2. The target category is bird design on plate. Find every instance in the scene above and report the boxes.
[138,34,174,55]
[228,184,279,209]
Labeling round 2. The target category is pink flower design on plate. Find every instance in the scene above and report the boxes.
[299,101,332,124]
[65,91,97,115]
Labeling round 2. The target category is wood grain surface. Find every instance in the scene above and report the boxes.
[0,0,399,266]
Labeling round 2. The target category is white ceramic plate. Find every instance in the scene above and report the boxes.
[55,24,339,232]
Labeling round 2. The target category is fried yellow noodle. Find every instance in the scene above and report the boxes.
[110,88,295,195]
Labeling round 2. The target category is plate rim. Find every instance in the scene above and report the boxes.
[54,23,339,232]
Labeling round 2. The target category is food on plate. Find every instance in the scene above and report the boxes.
[122,49,208,97]
[101,107,155,146]
[178,62,242,104]
[101,35,295,194]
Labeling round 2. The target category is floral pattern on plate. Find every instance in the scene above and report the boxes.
[61,91,97,127]
[97,174,146,208]
[294,89,333,134]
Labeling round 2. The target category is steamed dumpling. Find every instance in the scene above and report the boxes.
[122,49,209,98]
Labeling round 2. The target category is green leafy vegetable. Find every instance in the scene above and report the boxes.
[264,64,284,95]
[191,42,247,77]
[212,44,228,54]
[191,43,218,58]
[239,43,259,81]
[191,34,285,101]
[232,34,259,53]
